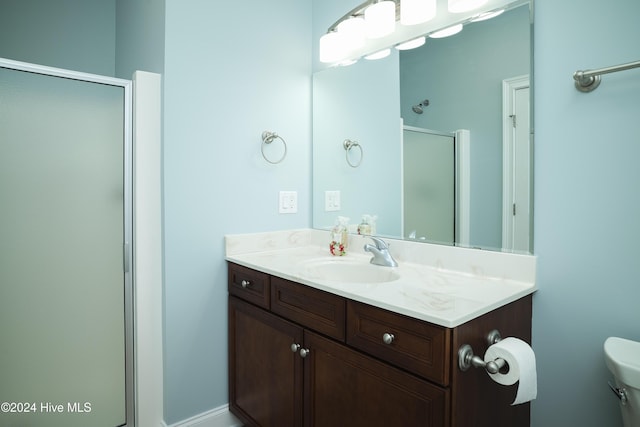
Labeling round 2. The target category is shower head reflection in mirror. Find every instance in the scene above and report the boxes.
[412,99,430,114]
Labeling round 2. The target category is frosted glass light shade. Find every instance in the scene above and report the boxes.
[365,49,391,60]
[319,32,346,63]
[448,0,488,13]
[337,16,366,50]
[339,59,358,67]
[365,1,396,39]
[401,0,437,26]
[395,36,426,50]
[429,23,463,38]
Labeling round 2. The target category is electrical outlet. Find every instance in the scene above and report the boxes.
[279,191,298,214]
[325,190,341,211]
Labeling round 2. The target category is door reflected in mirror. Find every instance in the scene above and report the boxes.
[312,1,533,254]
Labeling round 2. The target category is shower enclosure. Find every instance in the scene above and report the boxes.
[0,59,133,426]
[402,126,455,244]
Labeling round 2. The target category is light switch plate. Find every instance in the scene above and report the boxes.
[325,190,341,211]
[279,191,298,214]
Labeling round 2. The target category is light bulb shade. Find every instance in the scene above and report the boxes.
[448,0,488,13]
[395,36,426,50]
[401,0,437,26]
[337,16,366,50]
[364,1,396,39]
[429,23,463,38]
[319,32,346,63]
[338,59,358,67]
[365,48,391,60]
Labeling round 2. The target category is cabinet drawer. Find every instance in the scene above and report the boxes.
[347,300,451,386]
[271,277,346,341]
[228,263,270,309]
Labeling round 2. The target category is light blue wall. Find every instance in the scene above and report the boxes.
[532,0,640,425]
[115,0,165,78]
[400,5,530,249]
[312,54,402,237]
[162,0,312,423]
[0,0,116,76]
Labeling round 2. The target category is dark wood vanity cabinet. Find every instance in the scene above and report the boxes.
[228,262,532,427]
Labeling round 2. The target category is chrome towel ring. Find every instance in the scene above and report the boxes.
[343,139,363,168]
[261,131,287,164]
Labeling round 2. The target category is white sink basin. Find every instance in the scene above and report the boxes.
[298,258,400,284]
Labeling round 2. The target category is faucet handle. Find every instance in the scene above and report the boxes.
[368,236,389,250]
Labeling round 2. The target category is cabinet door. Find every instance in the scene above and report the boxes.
[229,297,304,427]
[304,331,449,427]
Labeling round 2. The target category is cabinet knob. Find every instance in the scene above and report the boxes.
[299,348,310,358]
[241,280,251,288]
[291,343,301,353]
[382,333,395,345]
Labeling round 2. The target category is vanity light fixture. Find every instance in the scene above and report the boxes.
[337,16,366,50]
[339,59,359,67]
[400,0,437,26]
[318,0,493,64]
[429,23,463,38]
[395,36,426,50]
[470,8,505,21]
[319,31,346,63]
[365,48,391,60]
[364,1,396,39]
[448,0,489,13]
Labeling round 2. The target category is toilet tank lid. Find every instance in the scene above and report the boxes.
[605,337,640,388]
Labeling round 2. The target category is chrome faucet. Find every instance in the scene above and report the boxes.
[364,236,398,267]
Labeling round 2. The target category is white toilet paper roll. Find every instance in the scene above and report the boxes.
[484,337,537,405]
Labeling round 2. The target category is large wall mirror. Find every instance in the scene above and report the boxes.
[312,0,533,254]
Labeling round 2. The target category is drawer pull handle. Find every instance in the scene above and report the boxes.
[291,343,301,353]
[241,280,251,288]
[382,333,395,345]
[299,348,310,358]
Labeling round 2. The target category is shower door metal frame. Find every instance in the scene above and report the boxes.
[0,57,135,427]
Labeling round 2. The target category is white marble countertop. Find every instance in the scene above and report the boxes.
[225,229,537,328]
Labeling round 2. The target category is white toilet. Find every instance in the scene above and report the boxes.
[604,337,640,427]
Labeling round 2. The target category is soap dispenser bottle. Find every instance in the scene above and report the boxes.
[357,215,372,236]
[330,216,349,256]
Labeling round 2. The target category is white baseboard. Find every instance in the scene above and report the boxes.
[162,404,243,427]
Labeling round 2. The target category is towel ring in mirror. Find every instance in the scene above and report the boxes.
[343,139,363,168]
[261,131,287,164]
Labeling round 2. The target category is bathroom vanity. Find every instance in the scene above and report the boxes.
[226,230,536,427]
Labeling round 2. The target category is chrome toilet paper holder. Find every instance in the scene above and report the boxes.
[458,329,508,374]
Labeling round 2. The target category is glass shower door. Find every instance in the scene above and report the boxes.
[0,64,131,426]
[402,127,455,244]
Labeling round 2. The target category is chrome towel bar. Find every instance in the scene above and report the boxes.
[573,59,640,93]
